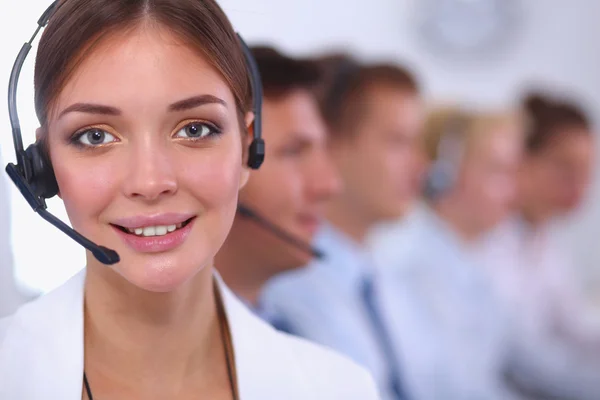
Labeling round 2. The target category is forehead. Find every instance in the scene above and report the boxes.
[472,127,521,158]
[52,25,235,118]
[262,89,326,144]
[363,85,420,114]
[353,86,422,135]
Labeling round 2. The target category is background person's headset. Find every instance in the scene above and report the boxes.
[5,0,265,266]
[422,112,470,200]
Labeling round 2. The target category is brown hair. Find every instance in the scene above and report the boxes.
[250,45,321,100]
[523,92,591,154]
[35,0,251,130]
[319,59,420,138]
[311,52,357,107]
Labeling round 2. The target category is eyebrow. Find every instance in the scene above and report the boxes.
[168,94,227,112]
[58,103,121,119]
[58,94,227,119]
[279,135,315,150]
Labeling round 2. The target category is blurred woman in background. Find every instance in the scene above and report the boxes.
[484,93,600,399]
[371,106,524,400]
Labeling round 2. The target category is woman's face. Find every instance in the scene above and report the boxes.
[45,26,249,292]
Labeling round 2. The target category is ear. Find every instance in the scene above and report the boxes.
[240,111,255,167]
[244,111,255,146]
[238,111,254,190]
[35,127,44,142]
[239,166,250,190]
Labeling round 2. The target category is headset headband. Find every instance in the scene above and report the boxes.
[8,0,264,181]
[4,1,266,266]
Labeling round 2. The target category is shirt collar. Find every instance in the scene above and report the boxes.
[239,295,279,325]
[314,222,375,291]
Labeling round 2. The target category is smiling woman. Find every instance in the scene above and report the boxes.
[0,1,380,399]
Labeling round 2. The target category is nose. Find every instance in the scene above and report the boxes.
[123,137,178,202]
[307,149,342,201]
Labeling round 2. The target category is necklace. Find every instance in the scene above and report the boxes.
[83,280,238,400]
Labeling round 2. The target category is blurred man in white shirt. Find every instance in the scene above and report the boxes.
[483,93,600,400]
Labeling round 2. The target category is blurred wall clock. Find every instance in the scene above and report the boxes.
[414,0,522,59]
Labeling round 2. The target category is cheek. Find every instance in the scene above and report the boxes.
[53,152,121,230]
[184,151,243,212]
[461,171,489,202]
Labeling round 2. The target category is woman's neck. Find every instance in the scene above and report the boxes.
[83,263,228,398]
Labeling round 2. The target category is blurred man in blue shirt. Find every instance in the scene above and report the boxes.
[215,47,340,327]
[262,59,425,400]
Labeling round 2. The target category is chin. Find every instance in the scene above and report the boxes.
[290,252,314,270]
[380,203,411,222]
[116,254,209,293]
[559,200,581,213]
[275,246,315,273]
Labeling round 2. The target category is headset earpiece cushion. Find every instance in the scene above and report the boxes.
[25,143,59,199]
[247,138,265,169]
[423,160,456,200]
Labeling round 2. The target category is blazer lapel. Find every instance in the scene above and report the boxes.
[217,277,313,399]
[1,271,318,399]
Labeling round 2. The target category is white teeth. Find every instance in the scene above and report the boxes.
[126,224,182,237]
[143,226,156,237]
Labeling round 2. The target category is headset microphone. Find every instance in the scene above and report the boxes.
[7,1,265,266]
[5,164,120,265]
[237,204,325,260]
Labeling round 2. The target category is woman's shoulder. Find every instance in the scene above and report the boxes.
[0,271,85,351]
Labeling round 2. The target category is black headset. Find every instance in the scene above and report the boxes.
[5,0,265,265]
[422,113,469,200]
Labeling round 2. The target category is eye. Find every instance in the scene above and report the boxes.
[75,128,117,147]
[282,145,303,157]
[279,140,310,158]
[174,122,221,140]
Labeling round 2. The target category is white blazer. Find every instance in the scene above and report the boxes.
[0,270,380,399]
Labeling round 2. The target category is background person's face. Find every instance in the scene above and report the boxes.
[331,86,425,223]
[235,89,340,270]
[46,26,249,292]
[458,125,523,232]
[521,129,594,217]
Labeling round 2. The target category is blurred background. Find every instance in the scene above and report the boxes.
[1,0,598,297]
[1,0,599,398]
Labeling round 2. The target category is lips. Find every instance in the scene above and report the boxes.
[296,214,321,235]
[110,213,196,253]
[111,218,194,237]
